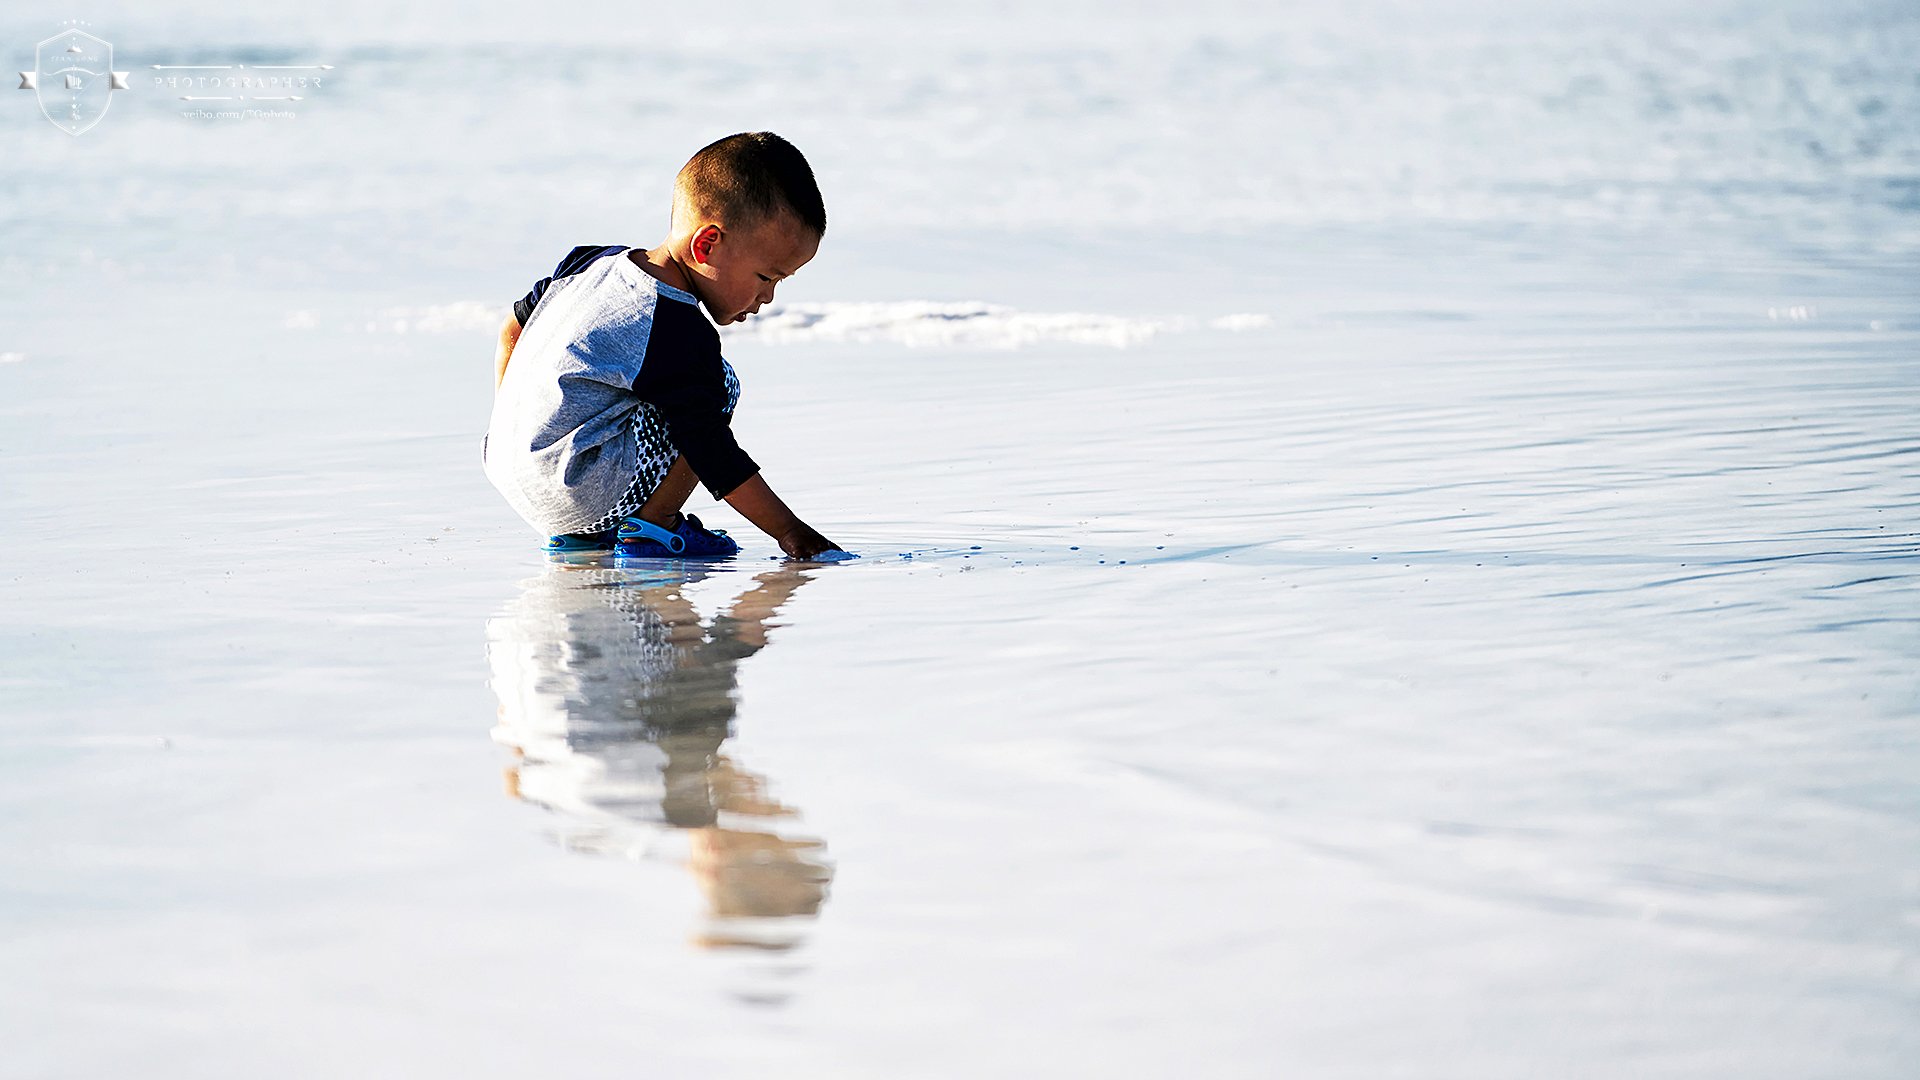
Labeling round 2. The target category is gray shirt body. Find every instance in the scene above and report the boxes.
[484,250,755,535]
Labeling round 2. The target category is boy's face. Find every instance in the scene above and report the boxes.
[686,211,819,325]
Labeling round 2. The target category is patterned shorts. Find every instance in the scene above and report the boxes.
[584,360,740,534]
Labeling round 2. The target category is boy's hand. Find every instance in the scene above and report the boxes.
[723,473,841,560]
[779,523,841,561]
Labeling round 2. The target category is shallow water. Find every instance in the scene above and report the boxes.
[3,1,1918,1077]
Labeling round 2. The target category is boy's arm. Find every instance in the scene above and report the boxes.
[723,474,841,559]
[494,314,522,387]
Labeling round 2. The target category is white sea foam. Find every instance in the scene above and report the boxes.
[321,299,1198,347]
[1210,313,1275,331]
[307,298,1291,349]
[306,302,507,335]
[376,301,506,334]
[723,301,1181,349]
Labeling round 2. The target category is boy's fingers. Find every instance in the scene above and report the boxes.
[781,532,839,560]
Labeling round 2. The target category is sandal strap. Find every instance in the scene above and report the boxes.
[618,516,686,553]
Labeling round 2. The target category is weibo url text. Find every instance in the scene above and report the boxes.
[180,108,296,120]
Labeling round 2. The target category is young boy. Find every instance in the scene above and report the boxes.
[485,131,841,560]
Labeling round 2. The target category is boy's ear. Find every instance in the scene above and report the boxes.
[689,224,722,265]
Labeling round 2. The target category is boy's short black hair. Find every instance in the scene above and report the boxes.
[678,131,826,238]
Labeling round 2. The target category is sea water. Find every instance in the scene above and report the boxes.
[2,1,1916,1076]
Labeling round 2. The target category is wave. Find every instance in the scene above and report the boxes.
[301,300,1275,349]
[723,302,1273,349]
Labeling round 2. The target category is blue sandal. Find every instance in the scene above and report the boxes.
[614,513,739,558]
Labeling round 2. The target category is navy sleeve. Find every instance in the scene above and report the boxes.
[635,298,760,499]
[513,245,625,327]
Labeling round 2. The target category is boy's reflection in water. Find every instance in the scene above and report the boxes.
[488,562,830,951]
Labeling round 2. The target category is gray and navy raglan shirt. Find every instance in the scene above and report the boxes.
[484,246,757,535]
